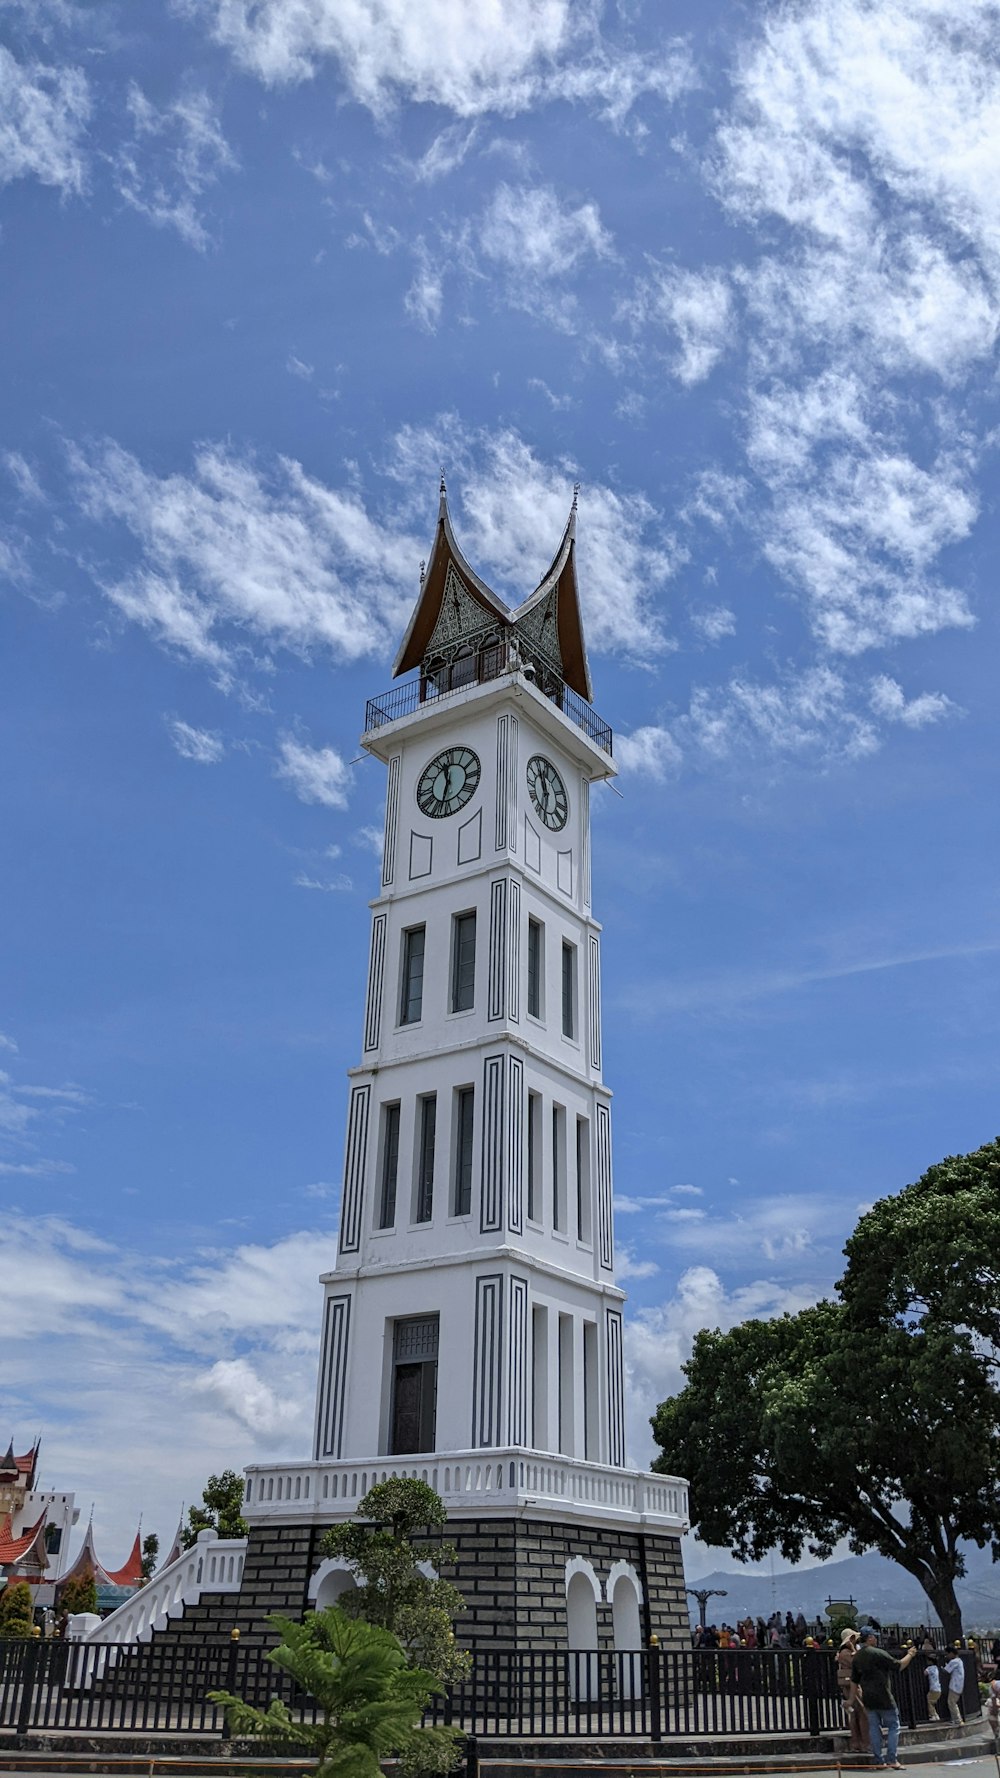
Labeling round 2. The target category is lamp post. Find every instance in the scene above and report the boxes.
[687,1586,728,1630]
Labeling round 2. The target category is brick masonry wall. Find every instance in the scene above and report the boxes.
[152,1516,686,1653]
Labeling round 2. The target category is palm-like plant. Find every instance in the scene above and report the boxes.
[209,1607,460,1778]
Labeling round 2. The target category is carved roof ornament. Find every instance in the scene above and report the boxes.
[392,479,592,701]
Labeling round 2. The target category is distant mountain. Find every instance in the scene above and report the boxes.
[684,1544,1000,1631]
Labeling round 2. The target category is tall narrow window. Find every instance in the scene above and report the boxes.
[558,1313,574,1456]
[416,1094,436,1222]
[561,941,576,1039]
[527,918,542,1019]
[451,911,476,1012]
[527,1091,541,1222]
[400,926,426,1025]
[552,1103,566,1232]
[389,1316,438,1455]
[583,1321,599,1461]
[453,1087,475,1216]
[576,1116,592,1244]
[379,1103,400,1229]
[532,1305,549,1449]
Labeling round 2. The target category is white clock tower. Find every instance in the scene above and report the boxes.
[243,486,689,1654]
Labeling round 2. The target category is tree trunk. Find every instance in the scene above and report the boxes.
[924,1574,963,1643]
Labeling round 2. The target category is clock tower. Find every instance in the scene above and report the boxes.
[241,485,689,1655]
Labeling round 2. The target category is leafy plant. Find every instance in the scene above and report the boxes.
[59,1567,98,1617]
[0,1581,35,1640]
[209,1607,459,1778]
[182,1469,248,1548]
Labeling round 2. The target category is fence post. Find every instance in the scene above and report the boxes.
[16,1637,43,1736]
[803,1654,821,1738]
[648,1637,663,1744]
[465,1734,478,1778]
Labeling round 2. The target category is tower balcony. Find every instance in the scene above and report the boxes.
[243,1448,688,1532]
[364,635,613,758]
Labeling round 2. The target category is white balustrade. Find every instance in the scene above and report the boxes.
[244,1450,688,1531]
[83,1530,246,1645]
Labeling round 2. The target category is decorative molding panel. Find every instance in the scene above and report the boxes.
[480,1054,505,1232]
[363,914,387,1052]
[588,934,602,1072]
[472,1273,504,1447]
[507,1054,524,1236]
[488,879,507,1022]
[314,1293,351,1459]
[524,819,541,873]
[581,776,591,909]
[507,880,521,1023]
[596,1101,614,1272]
[382,755,401,888]
[606,1307,626,1468]
[457,808,482,865]
[338,1084,371,1256]
[409,831,432,879]
[557,850,573,897]
[495,714,518,853]
[506,1275,529,1447]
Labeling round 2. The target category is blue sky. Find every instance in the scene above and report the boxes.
[2,0,999,1577]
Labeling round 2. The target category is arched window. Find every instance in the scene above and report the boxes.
[309,1558,360,1612]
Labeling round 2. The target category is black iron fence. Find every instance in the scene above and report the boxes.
[3,1640,976,1742]
[363,649,613,757]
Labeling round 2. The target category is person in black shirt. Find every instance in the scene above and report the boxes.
[851,1628,917,1769]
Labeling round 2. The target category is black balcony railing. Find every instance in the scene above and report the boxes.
[364,640,613,757]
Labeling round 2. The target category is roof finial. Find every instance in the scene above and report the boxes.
[572,482,580,512]
[418,559,426,586]
[439,467,447,495]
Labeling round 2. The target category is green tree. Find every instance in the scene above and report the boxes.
[140,1533,160,1582]
[59,1567,98,1617]
[0,1581,35,1639]
[182,1470,248,1548]
[652,1293,1000,1643]
[209,1607,458,1778]
[318,1480,470,1691]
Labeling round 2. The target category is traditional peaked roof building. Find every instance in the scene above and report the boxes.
[0,1508,49,1585]
[392,481,593,708]
[59,1520,143,1593]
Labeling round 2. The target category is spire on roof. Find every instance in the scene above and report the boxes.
[0,1440,15,1475]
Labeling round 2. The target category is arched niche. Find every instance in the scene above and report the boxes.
[607,1561,643,1698]
[565,1558,600,1703]
[309,1557,359,1612]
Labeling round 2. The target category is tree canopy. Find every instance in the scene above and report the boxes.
[182,1469,248,1548]
[651,1138,1000,1641]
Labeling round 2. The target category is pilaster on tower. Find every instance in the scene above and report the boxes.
[242,490,689,1655]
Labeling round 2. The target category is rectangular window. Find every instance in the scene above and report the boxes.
[583,1321,599,1461]
[576,1116,592,1244]
[389,1315,438,1455]
[527,918,542,1019]
[552,1103,566,1233]
[527,1091,541,1222]
[416,1094,436,1223]
[451,911,476,1012]
[532,1304,549,1450]
[453,1087,475,1216]
[400,926,426,1025]
[558,1312,574,1456]
[561,940,576,1039]
[378,1102,400,1229]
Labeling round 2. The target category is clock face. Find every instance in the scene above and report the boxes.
[416,746,481,819]
[526,754,568,831]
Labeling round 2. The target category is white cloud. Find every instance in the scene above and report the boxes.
[403,241,444,331]
[683,662,878,763]
[868,674,957,728]
[0,45,89,193]
[4,453,45,503]
[0,1033,18,1054]
[286,354,314,381]
[183,0,691,127]
[630,266,734,385]
[0,1211,327,1552]
[168,718,225,763]
[115,84,238,250]
[294,871,353,892]
[615,724,681,779]
[69,439,423,679]
[276,736,350,809]
[404,122,479,183]
[625,1264,823,1465]
[616,1245,659,1282]
[691,605,737,642]
[353,825,384,857]
[479,183,612,280]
